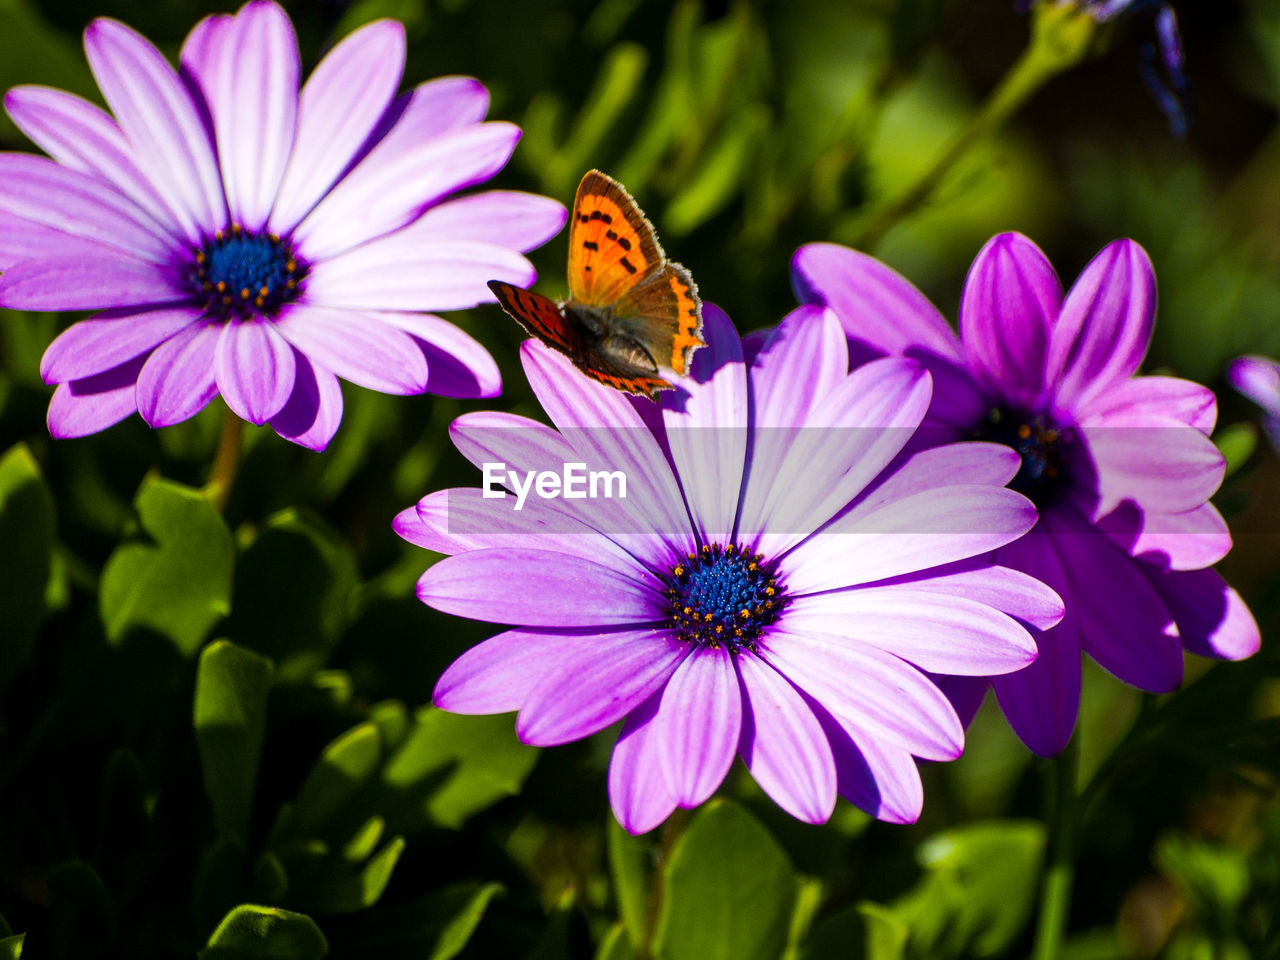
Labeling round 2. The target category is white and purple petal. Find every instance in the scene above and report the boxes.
[376,312,501,398]
[136,319,221,428]
[213,317,296,424]
[736,651,837,824]
[781,588,1037,676]
[4,86,181,235]
[434,626,608,715]
[760,630,964,761]
[516,628,689,746]
[609,694,681,835]
[661,305,747,541]
[990,525,1082,757]
[271,303,428,395]
[1045,239,1156,414]
[397,190,567,253]
[959,232,1061,409]
[648,645,742,808]
[47,355,145,438]
[1146,567,1261,662]
[417,548,665,627]
[791,242,962,362]
[0,255,188,312]
[268,351,343,451]
[779,484,1038,595]
[41,306,200,384]
[84,16,227,240]
[184,1,299,230]
[302,237,534,312]
[293,120,519,260]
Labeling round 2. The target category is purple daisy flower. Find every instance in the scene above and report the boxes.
[395,305,1063,832]
[1228,355,1280,452]
[792,234,1260,755]
[0,1,566,448]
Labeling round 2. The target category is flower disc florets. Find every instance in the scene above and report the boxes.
[979,407,1072,502]
[191,224,306,320]
[664,543,785,652]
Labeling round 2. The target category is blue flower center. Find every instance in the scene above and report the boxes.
[663,543,785,652]
[979,407,1072,502]
[191,225,305,320]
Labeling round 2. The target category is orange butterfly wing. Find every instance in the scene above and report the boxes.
[487,280,579,357]
[566,170,704,377]
[567,170,665,307]
[611,262,703,377]
[578,354,672,402]
[490,171,705,402]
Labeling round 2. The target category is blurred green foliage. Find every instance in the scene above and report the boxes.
[0,0,1279,958]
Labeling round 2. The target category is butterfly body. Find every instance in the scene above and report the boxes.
[488,170,704,400]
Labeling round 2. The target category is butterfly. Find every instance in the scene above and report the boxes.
[488,169,705,401]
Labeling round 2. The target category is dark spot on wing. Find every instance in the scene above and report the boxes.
[620,256,637,274]
[618,237,631,251]
[583,240,599,251]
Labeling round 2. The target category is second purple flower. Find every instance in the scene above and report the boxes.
[793,233,1261,756]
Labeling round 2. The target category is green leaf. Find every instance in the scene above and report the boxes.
[202,904,327,960]
[802,902,908,960]
[664,104,768,236]
[195,838,249,936]
[195,640,275,840]
[290,722,383,839]
[1156,833,1250,917]
[595,923,637,960]
[654,799,797,960]
[341,816,386,861]
[48,860,116,960]
[1215,421,1259,478]
[369,700,411,752]
[0,443,54,693]
[343,881,505,957]
[896,820,1047,959]
[784,877,825,959]
[0,934,24,960]
[303,835,406,914]
[224,509,359,681]
[100,476,233,656]
[547,43,649,194]
[607,816,651,949]
[252,852,290,904]
[427,882,505,960]
[381,709,539,829]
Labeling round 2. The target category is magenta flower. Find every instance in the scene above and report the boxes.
[792,234,1261,756]
[1228,356,1280,451]
[0,1,565,448]
[395,305,1062,832]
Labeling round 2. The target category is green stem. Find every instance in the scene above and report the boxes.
[1032,736,1081,960]
[204,406,244,513]
[638,808,690,959]
[844,2,1097,248]
[1078,693,1154,815]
